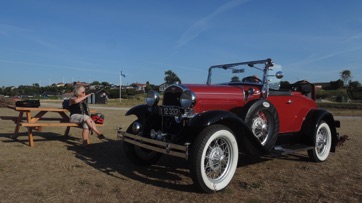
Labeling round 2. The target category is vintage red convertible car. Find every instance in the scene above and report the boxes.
[117,58,342,193]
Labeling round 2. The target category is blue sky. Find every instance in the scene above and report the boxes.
[1,0,361,87]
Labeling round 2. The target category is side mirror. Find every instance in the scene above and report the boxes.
[275,71,284,79]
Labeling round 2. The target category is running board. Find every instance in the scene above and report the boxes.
[271,144,314,156]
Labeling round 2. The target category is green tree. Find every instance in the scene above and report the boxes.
[231,76,240,82]
[101,81,110,87]
[340,70,351,87]
[349,81,361,89]
[164,70,181,84]
[91,81,101,85]
[329,79,344,90]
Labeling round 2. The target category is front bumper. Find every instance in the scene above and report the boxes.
[117,128,189,159]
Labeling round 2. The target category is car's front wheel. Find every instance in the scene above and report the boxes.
[190,124,239,193]
[122,121,162,166]
[307,121,332,162]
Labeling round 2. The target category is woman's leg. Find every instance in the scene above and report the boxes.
[85,118,102,136]
[82,128,90,145]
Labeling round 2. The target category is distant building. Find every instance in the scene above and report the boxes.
[86,89,109,104]
[314,82,331,90]
[158,83,170,92]
[41,91,61,98]
[131,83,147,92]
[56,82,65,87]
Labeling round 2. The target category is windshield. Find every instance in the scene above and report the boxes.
[206,63,282,90]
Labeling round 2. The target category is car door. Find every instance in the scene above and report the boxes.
[268,92,317,133]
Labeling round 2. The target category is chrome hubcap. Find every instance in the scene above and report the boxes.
[205,138,230,180]
[251,112,269,145]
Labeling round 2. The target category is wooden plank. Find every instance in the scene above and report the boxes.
[7,105,96,113]
[0,116,21,122]
[15,107,69,112]
[1,116,69,122]
[20,122,104,127]
[21,122,80,127]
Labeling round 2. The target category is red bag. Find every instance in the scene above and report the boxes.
[91,113,104,124]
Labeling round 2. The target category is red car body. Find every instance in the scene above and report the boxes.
[118,59,341,193]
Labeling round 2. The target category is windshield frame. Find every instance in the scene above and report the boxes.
[206,58,276,99]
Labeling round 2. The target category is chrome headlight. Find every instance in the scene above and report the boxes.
[146,90,159,106]
[180,90,196,109]
[132,121,142,134]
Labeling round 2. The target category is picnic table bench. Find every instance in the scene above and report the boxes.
[1,105,103,147]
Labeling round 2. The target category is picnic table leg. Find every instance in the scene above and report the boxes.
[12,112,24,139]
[64,126,71,136]
[27,127,34,147]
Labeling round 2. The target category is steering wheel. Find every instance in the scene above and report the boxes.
[242,76,262,83]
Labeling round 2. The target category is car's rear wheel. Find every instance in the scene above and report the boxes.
[243,100,279,151]
[308,121,332,162]
[190,124,238,193]
[122,120,162,166]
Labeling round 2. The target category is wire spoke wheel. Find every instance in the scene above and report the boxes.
[308,121,332,162]
[204,137,231,180]
[242,100,279,151]
[190,125,239,193]
[251,110,269,145]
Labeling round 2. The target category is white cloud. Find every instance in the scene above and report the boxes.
[35,39,63,52]
[0,23,29,35]
[176,0,250,49]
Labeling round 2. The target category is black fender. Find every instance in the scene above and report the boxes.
[125,104,159,120]
[188,110,241,127]
[301,109,339,152]
[188,110,267,156]
[125,104,161,133]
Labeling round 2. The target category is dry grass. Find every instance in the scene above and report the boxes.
[0,102,361,202]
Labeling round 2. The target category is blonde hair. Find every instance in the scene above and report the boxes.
[74,86,85,96]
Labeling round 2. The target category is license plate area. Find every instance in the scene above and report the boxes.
[160,106,180,116]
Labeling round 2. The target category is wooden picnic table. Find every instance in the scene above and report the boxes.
[1,105,103,147]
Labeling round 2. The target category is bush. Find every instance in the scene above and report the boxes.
[317,102,362,109]
[347,88,362,100]
[316,89,348,101]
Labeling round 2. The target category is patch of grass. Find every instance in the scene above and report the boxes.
[238,181,263,190]
[78,179,90,186]
[317,102,362,110]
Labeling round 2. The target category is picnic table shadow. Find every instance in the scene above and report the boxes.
[0,132,310,192]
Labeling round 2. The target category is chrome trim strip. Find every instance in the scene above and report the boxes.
[117,131,189,159]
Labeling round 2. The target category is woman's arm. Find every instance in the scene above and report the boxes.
[70,93,94,105]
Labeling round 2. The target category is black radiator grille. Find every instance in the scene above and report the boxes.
[162,86,183,106]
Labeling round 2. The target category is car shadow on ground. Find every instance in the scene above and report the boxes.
[0,132,310,192]
[65,137,198,192]
[0,131,196,192]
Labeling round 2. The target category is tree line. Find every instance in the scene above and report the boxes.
[0,70,182,99]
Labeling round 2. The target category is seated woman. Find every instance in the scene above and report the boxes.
[69,86,105,148]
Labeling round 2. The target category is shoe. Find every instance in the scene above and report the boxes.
[97,134,105,139]
[82,140,90,149]
[81,144,90,149]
